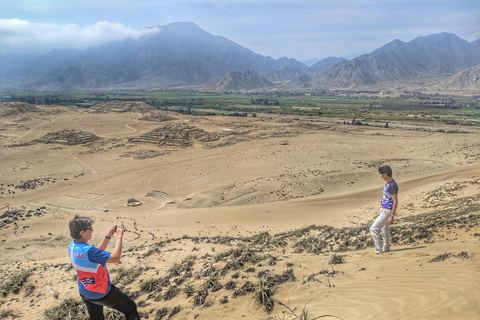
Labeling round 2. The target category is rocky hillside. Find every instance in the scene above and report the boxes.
[32,63,140,90]
[441,65,480,90]
[264,65,307,82]
[310,33,480,89]
[202,70,273,92]
[10,22,303,90]
[307,56,346,75]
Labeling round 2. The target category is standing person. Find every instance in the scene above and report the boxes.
[68,215,140,320]
[370,165,398,254]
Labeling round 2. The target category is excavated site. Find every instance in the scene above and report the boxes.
[0,101,478,320]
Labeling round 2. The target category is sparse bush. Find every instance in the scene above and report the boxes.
[192,289,209,306]
[328,253,346,265]
[0,309,21,319]
[42,298,88,320]
[251,277,279,313]
[111,267,143,287]
[163,285,178,300]
[225,280,237,290]
[276,301,343,320]
[168,262,182,278]
[183,282,195,298]
[0,270,31,297]
[24,283,35,297]
[155,307,168,320]
[104,308,125,320]
[140,277,163,293]
[202,275,223,292]
[169,305,182,318]
[202,263,217,277]
[219,295,229,304]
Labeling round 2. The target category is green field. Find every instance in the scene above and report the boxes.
[2,90,479,128]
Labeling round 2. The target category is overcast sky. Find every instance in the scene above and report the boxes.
[1,0,479,61]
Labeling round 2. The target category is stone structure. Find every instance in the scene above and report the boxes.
[146,191,174,209]
[129,123,232,147]
[138,112,177,122]
[35,129,100,145]
[0,102,41,117]
[90,101,156,113]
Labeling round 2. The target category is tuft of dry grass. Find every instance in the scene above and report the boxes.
[0,270,31,297]
[276,302,344,320]
[328,253,346,265]
[110,267,143,288]
[140,277,162,293]
[41,298,88,320]
[251,276,279,313]
[0,309,22,319]
[192,289,209,306]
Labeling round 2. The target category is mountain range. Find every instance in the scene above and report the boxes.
[1,22,479,92]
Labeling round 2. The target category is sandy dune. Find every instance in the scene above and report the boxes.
[0,102,478,319]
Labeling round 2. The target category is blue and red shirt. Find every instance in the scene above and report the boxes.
[380,180,398,209]
[69,240,111,299]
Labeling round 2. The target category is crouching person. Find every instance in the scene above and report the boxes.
[68,215,140,320]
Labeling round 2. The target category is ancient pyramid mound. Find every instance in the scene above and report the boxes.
[90,101,156,113]
[35,129,100,145]
[139,112,177,122]
[129,123,231,147]
[0,102,41,117]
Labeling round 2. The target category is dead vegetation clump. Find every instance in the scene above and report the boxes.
[110,266,144,288]
[0,270,31,297]
[329,254,346,265]
[250,276,279,313]
[0,309,22,319]
[429,251,470,263]
[41,298,88,320]
[192,289,209,306]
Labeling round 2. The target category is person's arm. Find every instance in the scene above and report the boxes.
[387,193,398,225]
[96,226,117,251]
[106,226,125,263]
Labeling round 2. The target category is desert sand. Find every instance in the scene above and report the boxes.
[0,101,479,319]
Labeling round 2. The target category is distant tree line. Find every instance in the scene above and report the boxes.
[250,98,279,106]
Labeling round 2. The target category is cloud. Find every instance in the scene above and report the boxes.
[0,19,160,54]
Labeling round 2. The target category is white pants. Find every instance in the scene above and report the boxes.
[370,208,392,253]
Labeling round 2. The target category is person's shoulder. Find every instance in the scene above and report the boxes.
[390,180,399,192]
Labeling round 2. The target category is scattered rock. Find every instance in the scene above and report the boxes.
[0,206,47,229]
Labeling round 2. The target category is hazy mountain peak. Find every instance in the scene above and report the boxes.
[311,32,480,89]
[1,27,477,92]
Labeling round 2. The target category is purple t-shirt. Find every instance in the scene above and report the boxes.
[380,180,398,209]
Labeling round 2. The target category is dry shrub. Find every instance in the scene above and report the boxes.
[42,298,88,320]
[251,277,279,313]
[328,253,346,265]
[192,289,209,306]
[0,270,31,297]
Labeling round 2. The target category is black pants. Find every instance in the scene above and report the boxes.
[81,284,140,320]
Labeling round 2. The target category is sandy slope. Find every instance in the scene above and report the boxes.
[0,103,479,319]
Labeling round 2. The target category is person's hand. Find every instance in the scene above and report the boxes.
[106,225,117,238]
[387,216,394,225]
[116,225,125,238]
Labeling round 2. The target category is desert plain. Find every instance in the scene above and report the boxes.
[0,101,479,319]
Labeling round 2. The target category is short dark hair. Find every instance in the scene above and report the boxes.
[378,165,393,177]
[69,215,95,240]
